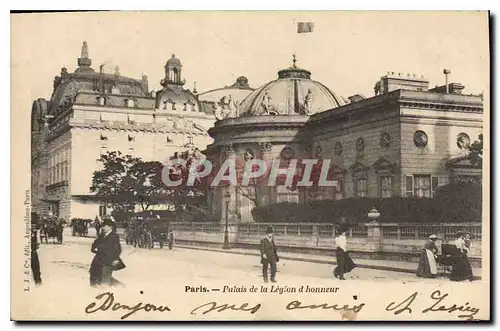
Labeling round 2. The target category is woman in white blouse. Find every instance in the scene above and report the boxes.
[450,232,473,281]
[333,224,356,280]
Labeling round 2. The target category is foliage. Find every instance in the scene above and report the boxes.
[433,181,482,223]
[90,151,169,211]
[252,183,482,224]
[166,147,208,220]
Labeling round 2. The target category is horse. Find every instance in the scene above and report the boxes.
[40,222,63,244]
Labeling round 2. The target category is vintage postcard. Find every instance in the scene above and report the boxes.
[11,11,490,321]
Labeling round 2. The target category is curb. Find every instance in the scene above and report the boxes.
[175,244,482,280]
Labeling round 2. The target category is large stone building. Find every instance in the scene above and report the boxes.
[31,44,483,223]
[31,42,254,220]
[206,58,483,223]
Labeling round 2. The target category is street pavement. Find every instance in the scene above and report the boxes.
[35,228,479,286]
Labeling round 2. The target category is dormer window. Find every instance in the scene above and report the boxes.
[128,135,135,142]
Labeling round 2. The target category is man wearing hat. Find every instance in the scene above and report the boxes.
[416,234,439,278]
[89,218,123,286]
[260,226,279,283]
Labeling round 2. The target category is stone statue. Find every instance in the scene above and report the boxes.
[261,91,272,115]
[60,67,68,76]
[214,103,224,121]
[53,76,62,89]
[227,95,238,118]
[374,81,381,96]
[303,89,313,114]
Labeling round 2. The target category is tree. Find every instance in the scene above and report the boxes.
[468,134,483,167]
[90,151,169,212]
[166,147,208,220]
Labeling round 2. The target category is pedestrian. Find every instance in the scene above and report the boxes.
[94,215,101,238]
[416,234,439,278]
[31,227,42,286]
[168,230,175,250]
[89,218,125,287]
[260,226,279,283]
[450,232,473,282]
[333,224,356,280]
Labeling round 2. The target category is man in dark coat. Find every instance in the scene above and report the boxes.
[31,227,42,286]
[89,218,123,286]
[260,226,279,283]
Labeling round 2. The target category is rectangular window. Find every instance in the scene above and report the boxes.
[99,205,107,217]
[335,179,344,200]
[355,178,367,197]
[431,176,439,197]
[405,176,413,197]
[277,185,299,203]
[414,175,431,198]
[380,175,392,198]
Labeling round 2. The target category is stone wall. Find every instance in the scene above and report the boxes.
[170,222,482,263]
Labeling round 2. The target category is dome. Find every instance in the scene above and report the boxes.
[238,60,346,117]
[155,85,200,111]
[166,54,182,68]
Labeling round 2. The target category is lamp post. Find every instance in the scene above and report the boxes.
[223,191,231,249]
[368,207,380,223]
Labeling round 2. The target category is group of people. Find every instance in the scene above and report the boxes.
[416,232,474,281]
[259,224,474,282]
[258,224,355,282]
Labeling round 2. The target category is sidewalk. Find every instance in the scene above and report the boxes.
[174,243,482,280]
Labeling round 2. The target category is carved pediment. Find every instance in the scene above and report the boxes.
[446,155,481,169]
[372,157,396,173]
[330,164,347,175]
[350,161,370,174]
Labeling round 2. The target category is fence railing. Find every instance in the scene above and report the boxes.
[170,222,482,241]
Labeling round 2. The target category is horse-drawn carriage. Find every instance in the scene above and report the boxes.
[39,217,65,244]
[124,217,170,249]
[70,218,92,237]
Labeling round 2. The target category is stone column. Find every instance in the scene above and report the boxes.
[259,142,274,204]
[366,222,383,257]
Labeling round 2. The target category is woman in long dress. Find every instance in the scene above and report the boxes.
[333,225,356,280]
[450,232,473,282]
[416,234,439,278]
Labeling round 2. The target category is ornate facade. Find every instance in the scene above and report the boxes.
[31,42,219,220]
[206,58,483,223]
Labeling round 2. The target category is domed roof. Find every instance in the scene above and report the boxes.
[166,54,182,67]
[155,85,200,110]
[238,58,346,117]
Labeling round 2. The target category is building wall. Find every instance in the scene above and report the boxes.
[399,108,483,197]
[314,107,402,199]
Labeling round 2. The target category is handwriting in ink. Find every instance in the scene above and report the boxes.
[85,292,171,320]
[386,291,418,315]
[190,301,262,315]
[422,290,480,320]
[286,300,365,313]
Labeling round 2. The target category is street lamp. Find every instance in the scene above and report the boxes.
[223,190,231,249]
[368,207,380,223]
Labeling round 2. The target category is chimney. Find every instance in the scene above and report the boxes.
[443,69,451,94]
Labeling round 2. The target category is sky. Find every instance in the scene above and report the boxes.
[12,11,489,105]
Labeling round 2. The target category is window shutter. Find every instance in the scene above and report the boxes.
[431,176,439,197]
[405,175,413,197]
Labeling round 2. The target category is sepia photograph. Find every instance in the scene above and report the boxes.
[10,10,490,321]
